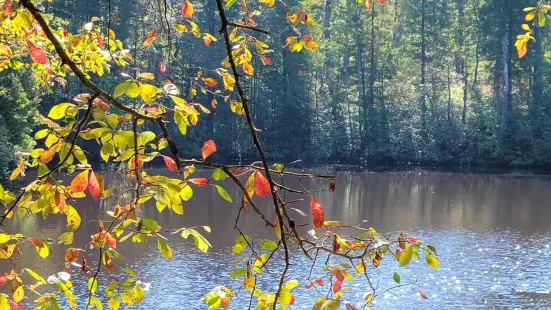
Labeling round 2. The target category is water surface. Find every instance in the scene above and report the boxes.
[6,171,551,309]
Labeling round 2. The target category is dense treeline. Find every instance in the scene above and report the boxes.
[5,0,551,178]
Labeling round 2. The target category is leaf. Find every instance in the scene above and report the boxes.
[143,36,156,47]
[329,179,336,192]
[259,239,278,251]
[48,103,75,120]
[242,63,254,75]
[28,42,47,64]
[157,238,172,260]
[188,178,208,186]
[211,169,228,181]
[70,170,89,193]
[398,245,414,267]
[39,147,56,164]
[232,234,249,255]
[162,155,178,172]
[88,171,101,200]
[538,12,546,27]
[182,0,193,18]
[526,10,536,21]
[30,238,50,258]
[230,268,246,279]
[425,248,440,270]
[106,233,117,248]
[191,229,211,253]
[253,172,270,197]
[393,272,400,283]
[64,248,80,263]
[418,289,429,299]
[9,161,24,180]
[13,286,23,303]
[310,198,325,229]
[25,268,46,284]
[88,277,98,294]
[214,185,233,203]
[202,140,217,161]
[203,78,218,87]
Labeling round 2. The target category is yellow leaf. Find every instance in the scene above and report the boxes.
[9,161,25,180]
[242,63,254,75]
[13,286,23,303]
[526,10,536,21]
[538,12,546,27]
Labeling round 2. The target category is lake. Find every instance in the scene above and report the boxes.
[6,170,551,309]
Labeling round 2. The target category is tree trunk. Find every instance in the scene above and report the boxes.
[447,64,452,124]
[323,0,332,70]
[420,0,427,130]
[534,25,543,106]
[501,36,511,133]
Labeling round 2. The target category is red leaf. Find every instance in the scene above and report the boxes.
[332,235,340,253]
[254,171,270,197]
[378,0,386,3]
[182,0,193,18]
[105,232,116,248]
[188,178,208,186]
[201,140,217,161]
[160,63,167,74]
[162,155,178,172]
[9,300,22,310]
[407,236,419,244]
[310,197,325,229]
[93,98,110,111]
[0,273,8,286]
[27,42,46,64]
[332,279,342,293]
[418,289,428,299]
[70,170,89,193]
[3,0,13,17]
[329,179,336,192]
[88,171,101,200]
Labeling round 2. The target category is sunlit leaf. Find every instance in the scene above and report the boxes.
[202,140,217,161]
[182,0,193,18]
[70,170,89,193]
[253,171,270,197]
[310,197,325,229]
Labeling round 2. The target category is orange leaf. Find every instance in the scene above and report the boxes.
[70,170,89,193]
[253,171,270,197]
[203,78,218,87]
[9,161,24,180]
[88,171,101,200]
[182,0,193,18]
[188,178,208,186]
[201,140,217,161]
[143,36,156,47]
[146,28,157,39]
[39,147,56,164]
[162,155,178,172]
[27,42,46,64]
[419,289,429,299]
[243,63,254,75]
[105,232,116,248]
[310,197,325,229]
[64,248,79,263]
[332,279,342,293]
[160,63,168,74]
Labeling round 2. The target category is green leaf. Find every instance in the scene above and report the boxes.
[258,239,278,252]
[399,245,414,267]
[180,184,193,201]
[230,268,246,279]
[88,296,102,310]
[214,185,233,203]
[25,268,46,284]
[174,23,188,33]
[191,229,211,253]
[285,280,299,290]
[226,0,238,8]
[232,234,250,255]
[114,80,132,98]
[88,277,98,294]
[108,296,120,310]
[58,232,74,245]
[48,103,75,120]
[393,272,401,283]
[211,168,228,181]
[133,285,144,303]
[157,238,173,260]
[425,248,440,270]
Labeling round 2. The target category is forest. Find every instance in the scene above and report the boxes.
[0,0,547,309]
[1,0,549,181]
